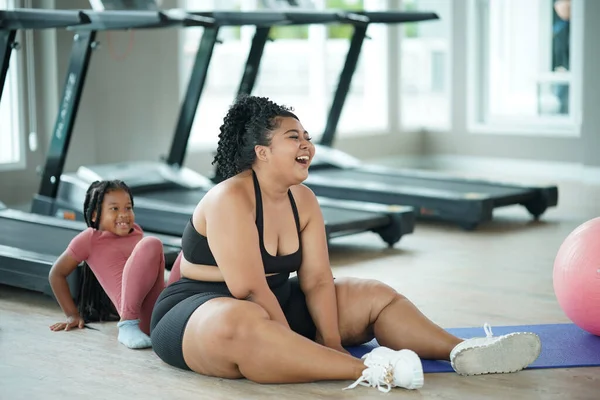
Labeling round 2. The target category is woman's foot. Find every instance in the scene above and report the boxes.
[344,347,424,393]
[450,323,542,376]
[117,319,152,349]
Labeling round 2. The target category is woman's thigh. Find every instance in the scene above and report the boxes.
[333,277,398,346]
[181,297,270,378]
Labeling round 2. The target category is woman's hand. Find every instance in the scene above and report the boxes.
[316,331,350,355]
[327,342,351,356]
[49,314,85,331]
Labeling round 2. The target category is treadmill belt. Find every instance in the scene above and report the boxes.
[143,187,387,223]
[314,169,532,198]
[0,217,77,256]
[321,205,386,225]
[142,188,209,206]
[139,186,391,234]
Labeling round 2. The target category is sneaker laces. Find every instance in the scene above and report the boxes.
[343,364,394,393]
[483,322,494,338]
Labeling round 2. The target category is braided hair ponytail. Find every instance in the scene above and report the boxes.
[212,94,298,182]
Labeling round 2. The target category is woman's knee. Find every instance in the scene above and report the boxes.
[337,277,404,311]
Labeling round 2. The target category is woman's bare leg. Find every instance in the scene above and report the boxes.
[333,277,462,360]
[182,297,366,384]
[333,277,541,376]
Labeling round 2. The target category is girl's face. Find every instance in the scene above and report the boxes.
[95,189,135,236]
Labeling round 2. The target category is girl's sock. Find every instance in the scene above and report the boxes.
[117,319,152,349]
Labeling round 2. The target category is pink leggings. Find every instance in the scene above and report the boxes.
[100,236,177,335]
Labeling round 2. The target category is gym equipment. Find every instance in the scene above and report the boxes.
[306,9,559,230]
[31,9,416,247]
[232,6,558,231]
[346,323,600,371]
[1,9,89,100]
[0,9,185,297]
[0,9,91,296]
[0,202,181,297]
[553,217,600,336]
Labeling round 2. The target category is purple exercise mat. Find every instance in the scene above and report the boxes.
[345,323,600,373]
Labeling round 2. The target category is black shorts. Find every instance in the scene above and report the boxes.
[150,273,316,370]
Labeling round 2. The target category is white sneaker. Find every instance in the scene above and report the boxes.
[344,347,424,393]
[450,323,542,376]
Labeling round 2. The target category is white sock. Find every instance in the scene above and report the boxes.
[117,319,152,349]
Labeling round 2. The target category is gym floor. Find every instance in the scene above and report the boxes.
[1,165,598,399]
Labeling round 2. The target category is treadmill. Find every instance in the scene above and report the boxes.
[295,12,558,230]
[31,9,415,247]
[0,9,190,298]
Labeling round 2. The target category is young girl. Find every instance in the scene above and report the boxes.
[49,180,169,349]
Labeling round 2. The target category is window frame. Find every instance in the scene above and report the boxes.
[466,0,582,137]
[0,0,26,171]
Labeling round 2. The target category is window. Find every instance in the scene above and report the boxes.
[178,0,246,147]
[399,0,452,130]
[0,0,23,167]
[468,0,579,134]
[179,0,389,147]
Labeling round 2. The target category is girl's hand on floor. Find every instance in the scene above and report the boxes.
[49,314,85,331]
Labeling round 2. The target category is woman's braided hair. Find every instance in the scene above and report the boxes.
[212,94,299,182]
[76,180,134,323]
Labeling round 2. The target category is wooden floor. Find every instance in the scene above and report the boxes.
[1,166,599,399]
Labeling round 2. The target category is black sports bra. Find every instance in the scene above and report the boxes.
[181,170,303,274]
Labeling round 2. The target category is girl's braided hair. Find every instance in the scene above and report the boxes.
[76,179,133,322]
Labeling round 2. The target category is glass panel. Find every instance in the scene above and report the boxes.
[252,0,389,140]
[0,0,21,165]
[472,0,573,127]
[180,0,389,146]
[400,0,451,130]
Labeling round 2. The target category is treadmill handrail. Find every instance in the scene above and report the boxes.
[189,11,291,27]
[278,10,369,25]
[0,9,91,29]
[0,244,56,264]
[0,207,182,248]
[351,11,439,24]
[70,9,216,31]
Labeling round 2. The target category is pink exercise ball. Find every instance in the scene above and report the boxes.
[553,217,600,336]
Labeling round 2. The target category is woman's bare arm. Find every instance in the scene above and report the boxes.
[203,185,290,328]
[294,186,342,348]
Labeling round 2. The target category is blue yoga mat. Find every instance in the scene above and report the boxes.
[346,323,600,372]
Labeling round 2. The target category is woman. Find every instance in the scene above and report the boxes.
[150,95,541,393]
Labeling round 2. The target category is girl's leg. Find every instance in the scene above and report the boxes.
[118,236,165,348]
[138,263,166,335]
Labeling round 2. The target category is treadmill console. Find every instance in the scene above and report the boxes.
[310,144,363,170]
[75,161,213,192]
